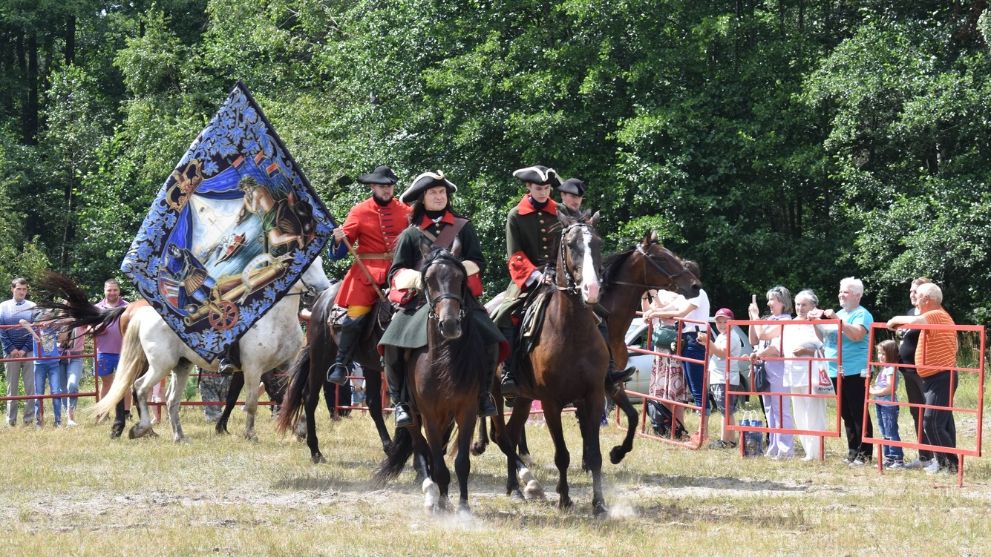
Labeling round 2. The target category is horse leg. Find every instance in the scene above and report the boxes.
[128,365,168,440]
[504,399,542,500]
[581,394,608,518]
[241,366,263,441]
[215,372,245,435]
[542,405,573,510]
[423,418,450,514]
[166,364,193,443]
[608,388,638,465]
[364,367,392,452]
[303,360,324,463]
[454,412,477,514]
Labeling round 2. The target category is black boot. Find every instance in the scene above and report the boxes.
[478,344,499,418]
[499,326,520,396]
[384,345,412,427]
[218,341,241,376]
[110,399,126,439]
[328,314,367,385]
[598,318,636,385]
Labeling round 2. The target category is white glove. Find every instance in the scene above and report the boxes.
[525,270,543,287]
[393,268,423,290]
[463,260,480,276]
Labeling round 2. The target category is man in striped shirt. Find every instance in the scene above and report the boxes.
[887,283,959,474]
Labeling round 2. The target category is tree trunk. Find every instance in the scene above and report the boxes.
[22,31,38,144]
[65,15,76,65]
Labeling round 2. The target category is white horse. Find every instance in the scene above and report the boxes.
[91,257,331,442]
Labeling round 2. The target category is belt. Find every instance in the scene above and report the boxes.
[357,252,394,261]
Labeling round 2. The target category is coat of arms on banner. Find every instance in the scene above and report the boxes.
[121,82,334,361]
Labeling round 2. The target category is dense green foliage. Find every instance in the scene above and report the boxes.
[0,0,988,323]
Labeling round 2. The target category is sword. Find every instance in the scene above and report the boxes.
[340,234,389,304]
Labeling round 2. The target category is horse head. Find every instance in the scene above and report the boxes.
[421,248,467,340]
[557,212,604,305]
[635,231,701,298]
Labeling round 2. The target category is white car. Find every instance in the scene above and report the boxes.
[622,317,753,400]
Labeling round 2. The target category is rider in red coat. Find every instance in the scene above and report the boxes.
[326,165,412,384]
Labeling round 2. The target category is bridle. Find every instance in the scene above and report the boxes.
[421,252,466,321]
[556,222,595,297]
[610,242,691,291]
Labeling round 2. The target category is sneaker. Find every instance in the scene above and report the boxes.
[67,419,78,427]
[903,458,928,470]
[885,460,905,470]
[924,460,941,475]
[848,455,867,467]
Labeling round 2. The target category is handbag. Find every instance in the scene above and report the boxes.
[813,351,835,396]
[752,360,771,393]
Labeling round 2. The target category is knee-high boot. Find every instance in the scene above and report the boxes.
[499,326,520,395]
[478,344,498,417]
[327,314,367,385]
[383,344,412,427]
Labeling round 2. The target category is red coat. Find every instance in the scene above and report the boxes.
[334,197,412,307]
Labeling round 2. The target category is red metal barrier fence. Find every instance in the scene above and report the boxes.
[862,322,985,487]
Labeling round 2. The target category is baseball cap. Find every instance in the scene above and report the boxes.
[714,308,734,319]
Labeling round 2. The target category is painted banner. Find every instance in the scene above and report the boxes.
[121,82,334,361]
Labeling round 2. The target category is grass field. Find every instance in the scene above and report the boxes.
[3,368,990,557]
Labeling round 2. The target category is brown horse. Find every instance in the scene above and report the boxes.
[475,232,701,465]
[374,248,530,513]
[489,214,612,516]
[276,283,393,463]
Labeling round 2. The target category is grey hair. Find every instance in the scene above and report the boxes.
[795,289,818,307]
[916,283,943,304]
[766,285,793,314]
[840,276,864,296]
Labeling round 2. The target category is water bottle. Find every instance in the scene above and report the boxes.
[743,411,760,457]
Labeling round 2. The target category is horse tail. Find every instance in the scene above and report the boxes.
[40,272,126,334]
[275,347,310,435]
[90,318,145,417]
[373,427,414,486]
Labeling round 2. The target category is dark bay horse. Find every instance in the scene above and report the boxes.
[276,283,393,463]
[491,214,612,516]
[374,249,529,513]
[475,231,701,465]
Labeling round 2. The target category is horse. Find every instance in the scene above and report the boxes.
[276,283,393,463]
[373,248,531,513]
[58,257,332,442]
[475,231,701,464]
[486,213,613,516]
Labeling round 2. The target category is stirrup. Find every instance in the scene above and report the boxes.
[607,365,636,385]
[478,394,498,417]
[500,374,520,396]
[394,403,413,427]
[327,362,349,385]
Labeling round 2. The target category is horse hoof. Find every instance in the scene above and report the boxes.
[215,425,230,435]
[593,502,609,518]
[558,497,573,510]
[458,503,471,517]
[509,488,525,501]
[422,479,439,511]
[311,453,326,464]
[470,442,487,456]
[520,454,534,467]
[609,446,626,465]
[146,428,159,438]
[517,466,535,485]
[524,480,544,500]
[173,435,188,444]
[244,432,258,442]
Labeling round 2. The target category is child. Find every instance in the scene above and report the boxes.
[870,340,904,469]
[20,315,62,428]
[697,308,746,449]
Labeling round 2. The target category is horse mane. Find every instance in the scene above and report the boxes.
[601,248,637,288]
[422,248,485,394]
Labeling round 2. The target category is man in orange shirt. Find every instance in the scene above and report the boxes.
[887,283,958,474]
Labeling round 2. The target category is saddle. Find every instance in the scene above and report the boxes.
[518,283,554,356]
[328,299,394,340]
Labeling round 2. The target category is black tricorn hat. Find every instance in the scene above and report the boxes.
[512,165,561,188]
[558,178,586,196]
[357,165,399,185]
[399,170,458,204]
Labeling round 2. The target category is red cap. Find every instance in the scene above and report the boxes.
[714,308,734,319]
